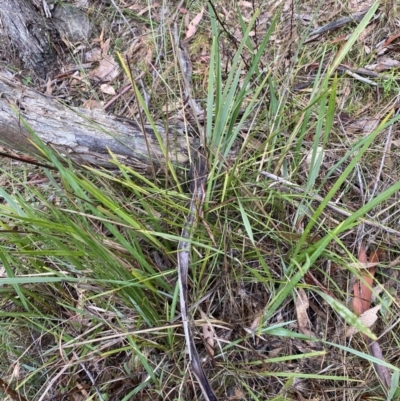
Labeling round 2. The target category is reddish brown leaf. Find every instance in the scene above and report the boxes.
[352,246,390,388]
[353,242,376,315]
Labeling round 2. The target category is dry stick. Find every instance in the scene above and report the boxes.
[177,148,217,401]
[308,9,369,37]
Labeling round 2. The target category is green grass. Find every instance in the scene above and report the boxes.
[1,0,400,400]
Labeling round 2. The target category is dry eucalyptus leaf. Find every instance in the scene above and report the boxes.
[346,304,381,337]
[100,84,116,95]
[296,289,316,337]
[200,309,214,357]
[186,7,204,39]
[90,55,119,82]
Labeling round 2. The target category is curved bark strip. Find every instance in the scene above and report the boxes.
[0,72,202,173]
[0,0,58,78]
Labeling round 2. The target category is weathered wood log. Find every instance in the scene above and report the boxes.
[0,72,201,173]
[0,0,58,79]
[0,1,234,175]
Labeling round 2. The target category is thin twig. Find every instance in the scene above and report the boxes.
[308,10,368,37]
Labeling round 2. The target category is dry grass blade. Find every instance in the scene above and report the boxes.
[177,147,217,401]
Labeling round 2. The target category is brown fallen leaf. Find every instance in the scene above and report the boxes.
[186,7,204,40]
[346,304,381,336]
[89,38,120,82]
[199,308,215,358]
[90,54,119,82]
[100,83,116,95]
[295,289,316,338]
[352,245,391,388]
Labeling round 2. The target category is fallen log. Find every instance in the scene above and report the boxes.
[0,0,58,79]
[0,72,202,174]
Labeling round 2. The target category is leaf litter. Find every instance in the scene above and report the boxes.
[351,243,392,388]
